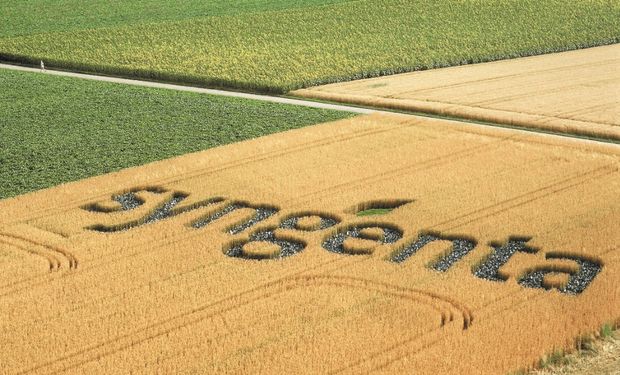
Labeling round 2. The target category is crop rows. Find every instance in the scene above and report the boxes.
[0,114,618,374]
[0,69,353,199]
[0,0,618,93]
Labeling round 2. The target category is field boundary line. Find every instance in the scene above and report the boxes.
[2,62,619,148]
[2,120,406,226]
[0,63,375,114]
[291,89,620,142]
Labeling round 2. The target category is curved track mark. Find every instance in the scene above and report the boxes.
[0,233,77,273]
[16,275,470,375]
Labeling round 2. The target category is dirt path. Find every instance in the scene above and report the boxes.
[4,61,619,147]
[293,44,620,141]
[0,63,376,115]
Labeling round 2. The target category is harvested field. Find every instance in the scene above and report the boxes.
[293,44,620,141]
[0,113,618,374]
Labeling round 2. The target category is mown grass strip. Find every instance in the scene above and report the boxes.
[0,69,354,199]
[1,0,618,93]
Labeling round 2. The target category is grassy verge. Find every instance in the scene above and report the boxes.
[1,0,618,93]
[509,322,620,375]
[0,69,354,199]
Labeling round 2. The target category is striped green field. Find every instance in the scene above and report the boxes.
[1,0,618,93]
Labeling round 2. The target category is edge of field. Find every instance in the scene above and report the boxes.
[517,323,620,375]
[290,46,620,143]
[1,37,618,95]
[281,93,620,145]
[290,90,620,142]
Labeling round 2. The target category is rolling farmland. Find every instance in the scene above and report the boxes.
[1,0,618,92]
[0,114,618,374]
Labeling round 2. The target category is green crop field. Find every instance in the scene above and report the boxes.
[0,69,353,199]
[0,0,350,37]
[1,0,618,93]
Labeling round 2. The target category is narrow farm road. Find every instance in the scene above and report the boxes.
[0,63,376,115]
[1,62,617,148]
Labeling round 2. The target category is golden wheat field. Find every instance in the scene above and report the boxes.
[0,113,618,374]
[292,44,620,141]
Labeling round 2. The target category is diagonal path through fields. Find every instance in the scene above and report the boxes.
[0,63,375,115]
[2,61,618,147]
